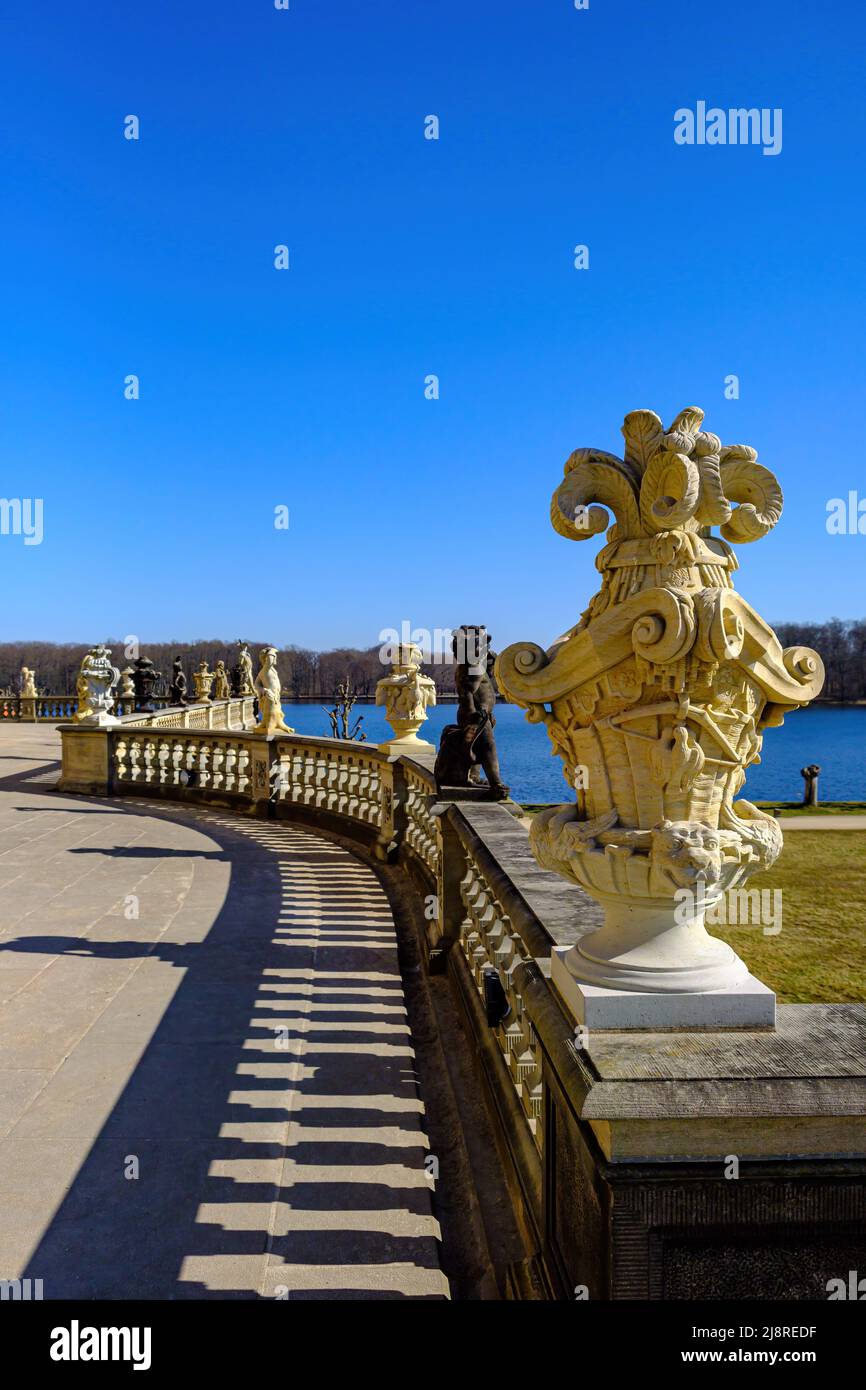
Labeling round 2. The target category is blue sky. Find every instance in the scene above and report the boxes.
[2,0,865,651]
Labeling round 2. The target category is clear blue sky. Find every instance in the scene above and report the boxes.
[2,0,864,651]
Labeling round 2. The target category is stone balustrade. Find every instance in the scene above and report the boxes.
[1,693,186,721]
[53,713,866,1300]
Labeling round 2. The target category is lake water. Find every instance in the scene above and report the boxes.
[282,703,866,804]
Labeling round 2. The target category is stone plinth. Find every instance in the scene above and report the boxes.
[552,946,775,1029]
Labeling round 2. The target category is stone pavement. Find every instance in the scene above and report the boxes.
[0,725,448,1299]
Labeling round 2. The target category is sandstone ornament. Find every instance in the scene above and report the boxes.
[496,407,825,1027]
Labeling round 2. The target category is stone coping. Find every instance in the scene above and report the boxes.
[446,800,604,963]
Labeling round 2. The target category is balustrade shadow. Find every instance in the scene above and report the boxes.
[2,793,444,1299]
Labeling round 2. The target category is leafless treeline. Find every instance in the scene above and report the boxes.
[2,622,863,702]
[0,640,461,700]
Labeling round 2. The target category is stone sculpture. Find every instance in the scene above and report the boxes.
[212,660,230,701]
[253,647,295,734]
[168,657,188,706]
[131,656,161,714]
[434,626,509,799]
[74,645,120,726]
[232,641,255,697]
[119,667,136,699]
[20,667,37,698]
[192,660,215,703]
[376,643,437,752]
[496,406,825,1027]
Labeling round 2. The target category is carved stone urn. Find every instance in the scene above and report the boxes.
[496,407,824,1028]
[74,645,121,727]
[131,656,161,714]
[192,660,215,704]
[375,643,437,753]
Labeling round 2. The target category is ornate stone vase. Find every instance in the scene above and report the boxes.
[132,657,161,714]
[74,646,121,727]
[375,643,437,753]
[496,407,825,1026]
[192,661,214,703]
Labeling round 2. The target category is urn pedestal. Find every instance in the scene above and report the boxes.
[497,406,824,1030]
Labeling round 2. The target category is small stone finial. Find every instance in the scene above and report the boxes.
[375,643,437,753]
[496,407,825,1029]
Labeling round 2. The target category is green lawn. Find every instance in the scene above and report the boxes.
[708,831,866,1003]
[520,807,866,1003]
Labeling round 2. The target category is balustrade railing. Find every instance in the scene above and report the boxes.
[402,760,441,879]
[0,693,185,722]
[458,852,543,1146]
[272,737,387,831]
[54,707,859,1302]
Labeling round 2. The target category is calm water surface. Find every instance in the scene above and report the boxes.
[282,703,866,805]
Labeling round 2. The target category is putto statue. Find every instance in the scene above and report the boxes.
[253,647,295,734]
[168,657,188,706]
[74,645,121,726]
[20,667,37,698]
[376,643,437,752]
[232,641,255,697]
[496,407,824,1027]
[212,660,230,701]
[435,626,509,800]
[131,656,161,713]
[192,660,214,703]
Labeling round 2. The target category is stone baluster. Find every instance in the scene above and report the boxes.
[211,741,225,791]
[223,742,238,794]
[236,743,251,796]
[128,737,143,782]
